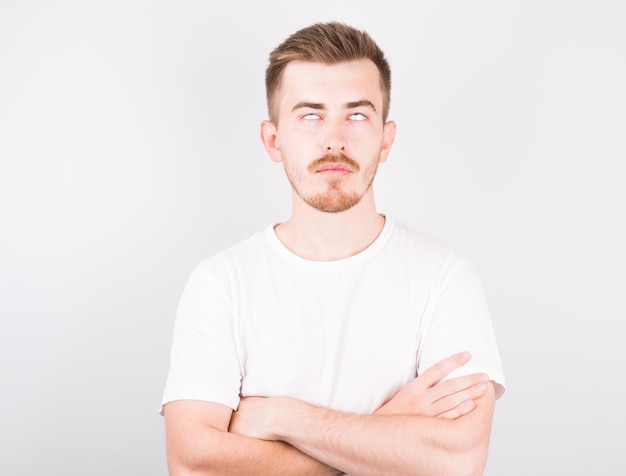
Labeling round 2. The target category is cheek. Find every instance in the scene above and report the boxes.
[279,133,317,159]
[347,123,383,144]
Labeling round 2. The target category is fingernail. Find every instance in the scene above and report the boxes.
[480,374,489,382]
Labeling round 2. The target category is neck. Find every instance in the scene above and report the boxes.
[275,189,385,261]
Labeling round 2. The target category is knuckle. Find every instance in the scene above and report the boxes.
[471,382,488,396]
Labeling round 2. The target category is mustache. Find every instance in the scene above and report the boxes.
[307,153,360,173]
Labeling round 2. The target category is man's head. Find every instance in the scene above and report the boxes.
[265,22,391,125]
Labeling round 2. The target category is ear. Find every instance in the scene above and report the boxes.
[378,120,396,164]
[260,120,283,163]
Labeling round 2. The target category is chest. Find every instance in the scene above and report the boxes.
[232,269,429,413]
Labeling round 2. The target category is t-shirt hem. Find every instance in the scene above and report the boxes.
[160,388,240,416]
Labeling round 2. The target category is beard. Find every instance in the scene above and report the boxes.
[306,177,362,213]
[284,152,379,213]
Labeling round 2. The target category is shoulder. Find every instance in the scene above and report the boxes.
[197,227,271,268]
[181,227,274,291]
[386,218,464,265]
[382,218,483,296]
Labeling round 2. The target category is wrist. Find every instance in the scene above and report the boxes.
[269,396,308,442]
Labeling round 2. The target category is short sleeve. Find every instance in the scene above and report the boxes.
[418,258,506,399]
[160,263,242,413]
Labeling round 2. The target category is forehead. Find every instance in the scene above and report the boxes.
[278,59,383,110]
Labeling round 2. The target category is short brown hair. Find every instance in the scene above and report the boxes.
[265,22,391,124]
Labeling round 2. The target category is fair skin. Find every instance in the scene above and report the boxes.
[164,59,496,475]
[165,354,491,475]
[264,60,395,261]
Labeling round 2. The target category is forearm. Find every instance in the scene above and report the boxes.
[269,386,495,476]
[277,406,470,475]
[164,400,340,476]
[168,428,340,476]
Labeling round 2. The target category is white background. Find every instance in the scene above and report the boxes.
[1,1,624,474]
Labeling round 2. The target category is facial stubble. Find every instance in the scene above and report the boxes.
[286,153,380,213]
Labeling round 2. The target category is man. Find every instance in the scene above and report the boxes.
[162,22,505,475]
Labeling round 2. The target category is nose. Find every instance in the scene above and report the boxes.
[324,120,346,153]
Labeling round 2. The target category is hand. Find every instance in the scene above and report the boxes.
[229,396,281,440]
[375,352,489,419]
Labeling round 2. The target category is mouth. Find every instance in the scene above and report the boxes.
[308,153,360,176]
[316,163,353,176]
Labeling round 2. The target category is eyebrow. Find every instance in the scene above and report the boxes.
[346,100,376,111]
[291,100,377,112]
[292,101,324,111]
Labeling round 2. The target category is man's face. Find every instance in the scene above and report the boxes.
[264,59,395,213]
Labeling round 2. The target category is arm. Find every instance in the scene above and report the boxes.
[231,386,494,476]
[163,400,341,476]
[164,352,486,475]
[163,265,340,475]
[230,353,496,476]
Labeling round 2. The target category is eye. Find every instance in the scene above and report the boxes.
[302,113,321,120]
[349,112,367,121]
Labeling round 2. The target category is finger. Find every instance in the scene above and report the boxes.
[418,351,472,388]
[431,381,489,417]
[437,399,476,420]
[429,373,489,402]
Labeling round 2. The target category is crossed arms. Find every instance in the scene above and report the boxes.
[163,352,496,476]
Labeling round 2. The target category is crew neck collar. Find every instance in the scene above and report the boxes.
[264,215,395,270]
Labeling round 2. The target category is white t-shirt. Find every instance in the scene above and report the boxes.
[161,218,506,415]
